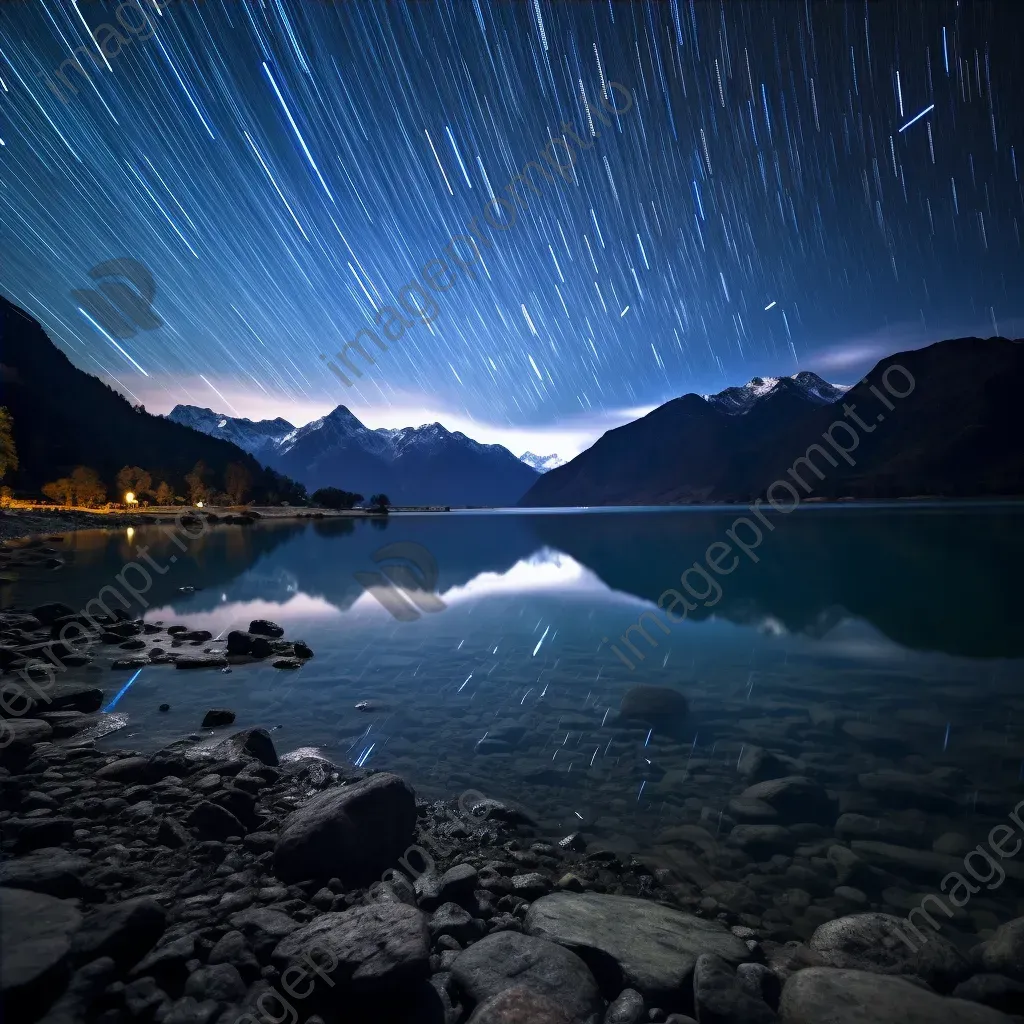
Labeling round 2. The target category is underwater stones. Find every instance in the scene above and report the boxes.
[738,777,836,826]
[617,685,689,735]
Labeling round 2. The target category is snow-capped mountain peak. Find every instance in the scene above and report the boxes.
[705,371,850,415]
[520,452,567,472]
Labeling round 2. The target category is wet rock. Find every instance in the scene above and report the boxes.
[451,930,603,1024]
[1,888,83,1020]
[809,913,971,991]
[272,658,302,669]
[112,656,149,670]
[605,988,645,1024]
[271,902,429,994]
[736,746,793,783]
[248,619,284,638]
[524,892,748,1006]
[33,955,116,1024]
[779,967,1008,1023]
[835,812,926,845]
[202,708,236,728]
[226,630,255,655]
[466,985,573,1024]
[738,777,835,826]
[857,769,961,811]
[274,772,416,884]
[212,727,279,767]
[727,797,779,823]
[31,602,76,625]
[175,654,228,670]
[693,953,776,1023]
[71,897,166,970]
[978,917,1024,980]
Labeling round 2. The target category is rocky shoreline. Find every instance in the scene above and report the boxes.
[3,693,1024,1022]
[3,601,1024,1022]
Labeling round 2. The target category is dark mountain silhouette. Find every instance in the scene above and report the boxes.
[520,339,1024,506]
[169,404,540,507]
[0,295,304,502]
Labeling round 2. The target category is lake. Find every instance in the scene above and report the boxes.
[6,504,1024,940]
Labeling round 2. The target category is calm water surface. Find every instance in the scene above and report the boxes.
[6,505,1024,934]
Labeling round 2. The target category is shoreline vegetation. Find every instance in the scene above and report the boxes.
[3,494,1022,549]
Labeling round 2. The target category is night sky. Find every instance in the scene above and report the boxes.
[1,0,1022,457]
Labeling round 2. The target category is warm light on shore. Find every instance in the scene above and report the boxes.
[124,491,138,506]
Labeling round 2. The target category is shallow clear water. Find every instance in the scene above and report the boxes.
[6,504,1024,931]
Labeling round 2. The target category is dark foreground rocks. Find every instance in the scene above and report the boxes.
[2,699,1024,1024]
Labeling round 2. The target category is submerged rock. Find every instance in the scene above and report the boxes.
[617,685,689,733]
[809,912,971,991]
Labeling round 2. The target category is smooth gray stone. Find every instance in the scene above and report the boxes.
[524,892,748,1006]
[779,968,1011,1023]
[451,931,602,1024]
[808,912,970,991]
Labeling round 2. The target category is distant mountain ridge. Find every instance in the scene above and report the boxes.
[168,404,539,507]
[519,452,567,472]
[704,371,850,415]
[519,340,1024,506]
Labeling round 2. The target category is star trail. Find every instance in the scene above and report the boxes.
[1,0,1022,452]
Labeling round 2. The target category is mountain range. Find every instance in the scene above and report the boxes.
[520,339,1024,506]
[168,404,540,507]
[0,296,304,503]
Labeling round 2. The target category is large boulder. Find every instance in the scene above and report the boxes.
[273,773,416,884]
[0,888,82,1022]
[271,902,429,995]
[779,967,1010,1023]
[524,892,748,1007]
[809,912,971,992]
[451,931,603,1024]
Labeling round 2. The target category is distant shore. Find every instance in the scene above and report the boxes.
[0,503,403,546]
